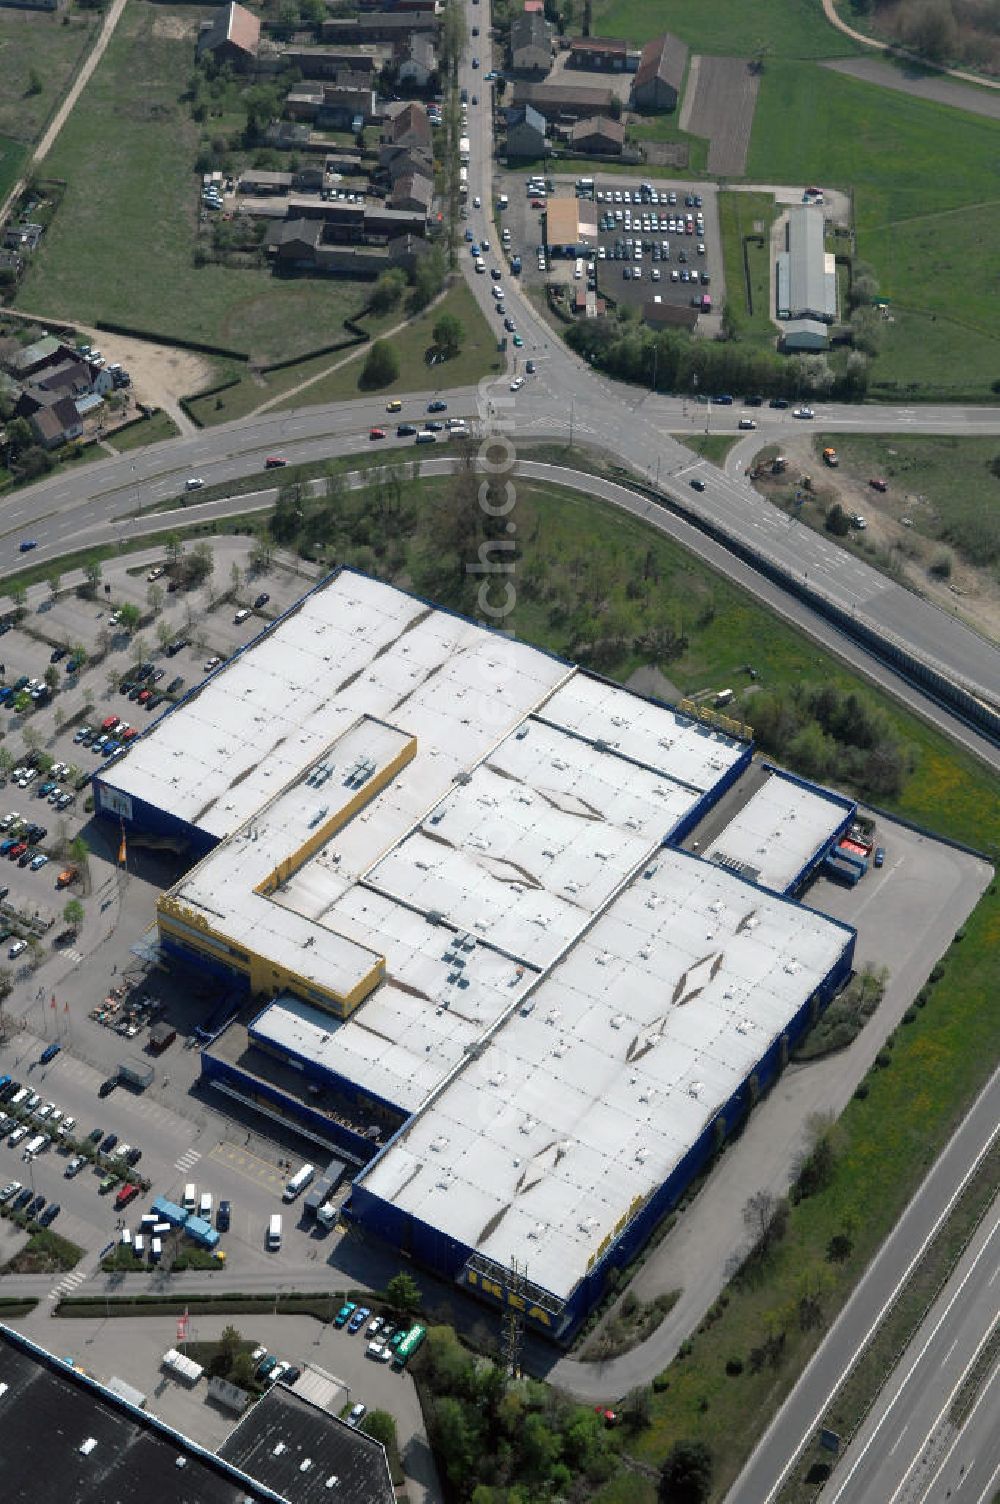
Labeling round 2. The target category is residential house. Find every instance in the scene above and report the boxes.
[29,396,84,451]
[386,102,433,153]
[397,34,438,89]
[379,143,433,183]
[286,87,324,122]
[266,218,323,269]
[319,76,376,129]
[510,12,552,75]
[505,104,547,160]
[293,164,326,192]
[196,2,260,71]
[568,114,625,155]
[630,33,688,111]
[388,172,434,214]
[510,80,615,125]
[567,37,628,72]
[28,352,113,401]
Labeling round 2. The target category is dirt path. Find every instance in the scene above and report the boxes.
[820,0,1000,91]
[0,0,128,228]
[250,282,452,417]
[824,55,1000,117]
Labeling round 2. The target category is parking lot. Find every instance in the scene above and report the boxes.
[497,171,724,324]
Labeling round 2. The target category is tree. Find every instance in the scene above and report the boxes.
[743,1189,789,1258]
[386,1270,421,1314]
[82,558,103,597]
[904,0,957,60]
[229,561,243,597]
[433,312,464,357]
[106,668,122,696]
[10,585,27,613]
[118,603,142,634]
[4,417,33,461]
[620,1385,653,1433]
[44,665,59,691]
[370,268,407,316]
[26,67,43,97]
[659,1439,714,1504]
[825,502,851,537]
[22,725,41,754]
[130,635,149,667]
[360,339,400,390]
[430,1396,476,1488]
[147,583,165,615]
[69,835,89,865]
[156,620,173,650]
[189,542,214,587]
[410,244,446,312]
[62,899,84,930]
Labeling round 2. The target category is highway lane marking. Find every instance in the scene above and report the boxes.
[888,1424,909,1456]
[905,1356,1000,1504]
[944,1338,959,1363]
[830,1215,999,1504]
[973,1455,1000,1504]
[742,1083,1000,1504]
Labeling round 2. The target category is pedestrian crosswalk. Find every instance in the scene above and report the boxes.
[49,1268,87,1303]
[175,1147,201,1174]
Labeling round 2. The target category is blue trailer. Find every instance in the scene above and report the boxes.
[184,1215,220,1250]
[151,1196,189,1228]
[834,845,868,877]
[823,852,860,887]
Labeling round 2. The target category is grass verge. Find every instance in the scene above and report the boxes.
[3,1226,83,1274]
[776,1141,1000,1501]
[271,280,504,409]
[0,132,27,206]
[108,411,182,452]
[590,0,858,56]
[681,433,743,465]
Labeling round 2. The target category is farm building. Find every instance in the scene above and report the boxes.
[776,204,837,324]
[195,1,260,70]
[93,571,855,1344]
[630,33,688,111]
[781,318,830,352]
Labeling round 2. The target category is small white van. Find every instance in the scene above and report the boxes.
[574,257,584,280]
[182,1183,197,1212]
[198,1191,213,1221]
[267,1214,282,1250]
[23,1133,47,1160]
[283,1163,315,1201]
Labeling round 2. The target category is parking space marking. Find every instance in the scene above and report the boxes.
[174,1147,201,1173]
[49,1267,87,1301]
[209,1141,284,1188]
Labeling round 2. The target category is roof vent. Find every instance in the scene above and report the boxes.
[79,1438,98,1456]
[610,1014,626,1030]
[325,1478,340,1491]
[176,1457,188,1469]
[272,1442,287,1457]
[300,1458,313,1472]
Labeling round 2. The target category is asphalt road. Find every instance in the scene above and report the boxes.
[724,1067,1000,1504]
[819,1200,999,1504]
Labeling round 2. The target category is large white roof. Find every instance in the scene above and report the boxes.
[359,849,852,1302]
[704,768,853,893]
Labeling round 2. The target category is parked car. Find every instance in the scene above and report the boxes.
[100,1132,118,1152]
[346,1403,367,1427]
[874,846,885,867]
[217,1199,231,1232]
[347,1306,371,1334]
[39,1203,60,1227]
[253,594,270,609]
[98,1078,118,1099]
[65,1156,85,1178]
[333,1303,356,1328]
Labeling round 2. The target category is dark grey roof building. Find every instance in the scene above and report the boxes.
[220,1385,395,1504]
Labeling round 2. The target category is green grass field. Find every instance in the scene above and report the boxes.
[813,432,1000,568]
[682,433,743,464]
[0,133,27,207]
[0,9,97,144]
[272,281,503,408]
[590,0,858,57]
[110,411,182,451]
[718,192,776,341]
[747,61,1000,395]
[19,2,377,362]
[627,117,709,176]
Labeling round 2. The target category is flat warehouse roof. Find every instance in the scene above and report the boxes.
[704,767,854,892]
[359,848,853,1302]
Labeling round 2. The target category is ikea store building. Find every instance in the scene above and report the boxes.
[94,570,856,1342]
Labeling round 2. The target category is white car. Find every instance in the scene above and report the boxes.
[793,406,815,419]
[347,1403,367,1427]
[473,195,481,208]
[65,1156,85,1178]
[366,1341,392,1362]
[510,376,524,392]
[8,940,26,959]
[185,477,205,492]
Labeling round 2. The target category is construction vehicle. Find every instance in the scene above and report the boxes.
[822,447,839,466]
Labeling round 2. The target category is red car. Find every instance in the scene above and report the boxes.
[369,427,386,440]
[114,1183,139,1210]
[869,477,888,492]
[531,197,544,208]
[265,456,287,469]
[122,728,139,742]
[9,842,27,860]
[137,689,152,705]
[101,715,119,732]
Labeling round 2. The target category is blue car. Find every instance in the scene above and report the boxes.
[470,243,480,257]
[464,228,473,241]
[101,740,120,757]
[19,541,37,553]
[0,840,16,855]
